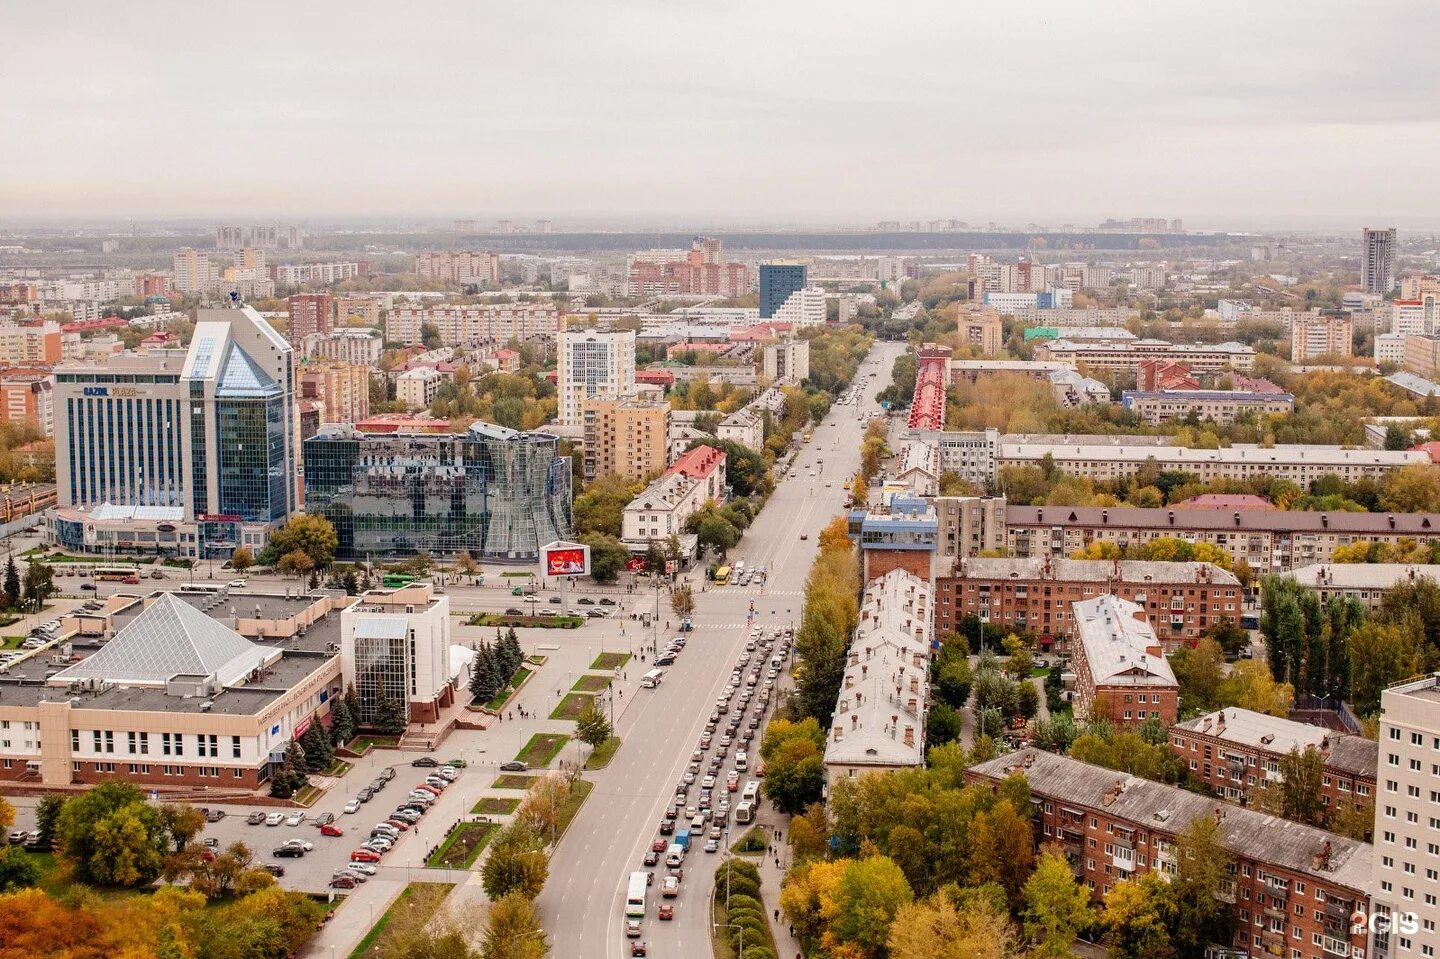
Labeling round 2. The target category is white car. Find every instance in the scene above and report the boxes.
[344,799,361,814]
[264,812,285,826]
[439,767,460,781]
[345,861,378,875]
[286,812,305,826]
[281,838,314,852]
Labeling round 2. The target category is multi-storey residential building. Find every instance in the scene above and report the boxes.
[0,369,55,436]
[620,445,726,548]
[303,328,383,366]
[0,588,347,789]
[967,750,1374,959]
[396,366,443,409]
[269,262,363,285]
[299,361,370,425]
[959,310,1004,356]
[1403,334,1440,378]
[1035,338,1256,373]
[1389,299,1440,337]
[339,582,453,724]
[415,250,501,286]
[717,407,764,452]
[759,262,808,319]
[762,337,810,382]
[1285,564,1440,611]
[1171,708,1376,814]
[1069,595,1178,726]
[287,293,334,345]
[895,441,940,496]
[625,239,751,298]
[335,295,383,328]
[1376,332,1408,365]
[823,568,932,790]
[847,495,939,584]
[172,248,220,294]
[384,304,562,347]
[932,495,1008,566]
[1292,312,1353,363]
[52,306,298,556]
[557,329,635,426]
[0,320,62,366]
[134,273,170,298]
[215,225,303,251]
[1362,227,1398,294]
[1370,674,1440,959]
[1002,503,1440,573]
[581,397,670,482]
[301,422,573,562]
[1120,389,1295,425]
[937,557,1240,649]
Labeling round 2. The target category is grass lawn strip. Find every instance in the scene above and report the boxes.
[730,826,767,855]
[493,774,537,789]
[583,736,622,770]
[589,652,631,670]
[549,692,593,721]
[571,674,611,693]
[484,664,533,711]
[551,779,594,843]
[425,822,496,868]
[347,882,455,959]
[471,796,520,816]
[515,733,569,768]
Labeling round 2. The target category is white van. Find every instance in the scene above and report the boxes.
[741,780,760,804]
[641,668,665,689]
[734,751,748,771]
[665,843,685,868]
[735,801,755,824]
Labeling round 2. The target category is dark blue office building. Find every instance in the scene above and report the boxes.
[759,262,808,319]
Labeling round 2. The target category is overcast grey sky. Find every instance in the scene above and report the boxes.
[5,0,1438,229]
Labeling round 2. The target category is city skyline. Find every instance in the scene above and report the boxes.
[6,0,1440,228]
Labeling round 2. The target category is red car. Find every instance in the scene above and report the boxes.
[320,824,345,837]
[415,784,442,796]
[650,838,668,853]
[384,819,411,831]
[350,849,381,863]
[657,904,674,920]
[726,780,738,792]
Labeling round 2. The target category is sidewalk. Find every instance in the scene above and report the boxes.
[752,811,804,959]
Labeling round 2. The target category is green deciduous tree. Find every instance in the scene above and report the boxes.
[758,717,826,815]
[481,892,549,959]
[1022,848,1094,958]
[829,855,914,957]
[574,699,612,749]
[261,514,339,568]
[54,782,168,888]
[481,825,550,901]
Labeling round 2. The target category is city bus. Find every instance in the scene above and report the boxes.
[176,583,223,594]
[625,871,648,917]
[94,566,141,584]
[381,573,416,589]
[713,566,731,585]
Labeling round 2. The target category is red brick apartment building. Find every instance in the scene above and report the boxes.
[1170,708,1377,816]
[968,750,1373,959]
[935,556,1241,650]
[1069,595,1179,728]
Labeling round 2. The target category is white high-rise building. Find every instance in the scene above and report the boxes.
[773,287,827,328]
[1363,227,1398,294]
[557,329,635,426]
[1370,674,1440,959]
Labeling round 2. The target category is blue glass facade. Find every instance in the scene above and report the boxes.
[303,423,573,562]
[759,263,808,319]
[58,374,185,509]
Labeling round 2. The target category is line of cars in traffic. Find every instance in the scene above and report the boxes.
[624,624,791,950]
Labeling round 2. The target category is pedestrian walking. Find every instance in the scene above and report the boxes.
[774,910,779,922]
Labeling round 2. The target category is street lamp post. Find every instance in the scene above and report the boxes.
[715,922,744,957]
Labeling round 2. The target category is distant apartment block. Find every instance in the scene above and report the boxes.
[1403,334,1440,378]
[557,329,636,427]
[396,367,444,409]
[287,293,334,345]
[303,329,383,366]
[1035,338,1256,373]
[335,296,383,328]
[772,287,827,327]
[762,337,810,382]
[215,225,303,251]
[1291,312,1353,363]
[0,321,62,366]
[270,262,363,285]
[959,310,1004,356]
[384,304,562,347]
[626,238,751,298]
[0,369,55,436]
[299,361,370,425]
[1120,389,1295,426]
[172,248,220,294]
[1362,227,1397,294]
[415,251,501,286]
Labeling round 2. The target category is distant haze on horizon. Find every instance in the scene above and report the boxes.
[6,0,1439,230]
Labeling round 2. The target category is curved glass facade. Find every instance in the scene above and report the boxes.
[303,422,573,563]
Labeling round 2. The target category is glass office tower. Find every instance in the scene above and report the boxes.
[303,422,573,562]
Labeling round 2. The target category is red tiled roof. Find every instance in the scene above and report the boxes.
[1412,441,1440,464]
[666,444,725,480]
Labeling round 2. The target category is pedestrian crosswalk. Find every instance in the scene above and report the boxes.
[716,587,803,597]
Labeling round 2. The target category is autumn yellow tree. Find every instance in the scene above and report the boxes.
[889,887,1019,959]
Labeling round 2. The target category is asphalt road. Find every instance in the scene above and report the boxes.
[536,341,905,959]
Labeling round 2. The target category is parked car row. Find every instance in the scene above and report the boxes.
[330,764,461,888]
